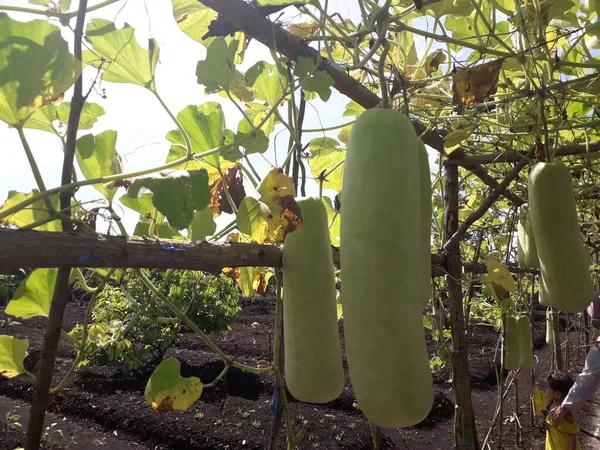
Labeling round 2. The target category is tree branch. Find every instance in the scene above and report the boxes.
[466,165,526,206]
[443,150,534,251]
[196,0,444,152]
[445,141,600,166]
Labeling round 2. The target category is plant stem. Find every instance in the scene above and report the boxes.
[154,91,193,158]
[136,269,272,374]
[17,127,55,214]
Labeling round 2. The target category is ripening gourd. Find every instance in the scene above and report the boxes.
[341,108,433,428]
[503,315,520,371]
[517,206,539,269]
[528,162,593,312]
[282,197,344,403]
[517,315,534,369]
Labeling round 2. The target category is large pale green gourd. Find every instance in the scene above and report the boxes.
[418,139,433,309]
[528,162,593,313]
[503,316,520,371]
[517,207,539,269]
[282,197,345,403]
[341,108,433,428]
[517,315,534,368]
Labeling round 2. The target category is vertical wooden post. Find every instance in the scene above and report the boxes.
[530,275,536,427]
[444,164,480,450]
[25,2,88,448]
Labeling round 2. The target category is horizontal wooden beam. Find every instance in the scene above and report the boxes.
[445,141,600,166]
[1,228,450,275]
[1,229,539,277]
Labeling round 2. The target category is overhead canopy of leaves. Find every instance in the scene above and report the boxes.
[0,13,82,126]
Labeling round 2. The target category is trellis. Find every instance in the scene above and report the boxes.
[2,0,600,449]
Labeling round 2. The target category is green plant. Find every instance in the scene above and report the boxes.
[70,284,179,370]
[69,270,240,370]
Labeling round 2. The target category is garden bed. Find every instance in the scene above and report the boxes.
[1,295,598,449]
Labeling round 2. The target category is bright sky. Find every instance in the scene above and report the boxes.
[0,0,438,237]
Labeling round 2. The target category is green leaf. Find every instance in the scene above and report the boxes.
[246,61,288,106]
[294,56,315,78]
[308,137,345,192]
[426,0,474,18]
[29,0,71,10]
[0,190,61,232]
[145,358,203,412]
[119,192,155,216]
[322,196,340,247]
[237,197,270,244]
[5,268,58,319]
[171,0,220,46]
[343,100,365,117]
[196,38,239,93]
[0,336,29,379]
[127,170,210,230]
[244,102,277,135]
[190,208,216,241]
[0,13,82,126]
[76,130,122,201]
[166,103,226,167]
[300,70,334,101]
[133,219,185,240]
[236,119,269,154]
[83,19,159,90]
[92,268,122,283]
[57,102,105,130]
[23,104,59,134]
[337,125,351,145]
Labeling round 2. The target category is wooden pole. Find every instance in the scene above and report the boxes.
[24,1,88,447]
[444,164,479,450]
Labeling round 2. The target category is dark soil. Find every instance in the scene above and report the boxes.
[1,296,598,449]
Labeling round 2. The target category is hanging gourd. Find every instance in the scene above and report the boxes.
[282,197,345,403]
[528,162,593,312]
[517,206,539,269]
[341,108,433,428]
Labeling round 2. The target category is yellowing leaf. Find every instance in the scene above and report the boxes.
[481,258,517,302]
[252,268,273,296]
[145,359,203,412]
[424,49,446,75]
[287,21,318,37]
[0,13,82,126]
[452,60,503,109]
[257,168,302,242]
[0,336,29,379]
[443,126,474,151]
